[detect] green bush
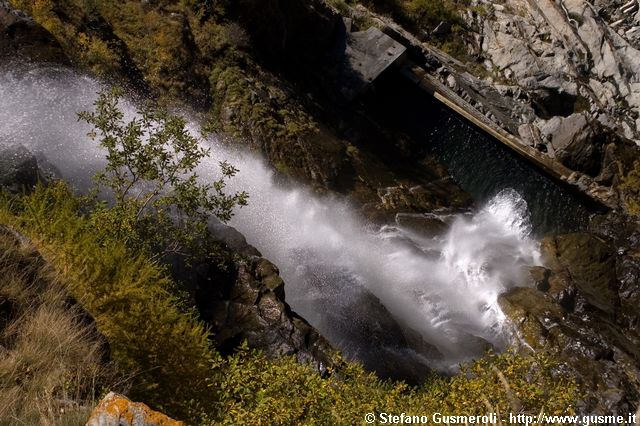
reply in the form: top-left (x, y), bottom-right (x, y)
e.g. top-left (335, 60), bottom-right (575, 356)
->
top-left (9, 0), bottom-right (122, 76)
top-left (344, 0), bottom-right (465, 32)
top-left (205, 346), bottom-right (578, 425)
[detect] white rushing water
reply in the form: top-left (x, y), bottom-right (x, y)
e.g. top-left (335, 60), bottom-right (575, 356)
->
top-left (0, 64), bottom-right (542, 373)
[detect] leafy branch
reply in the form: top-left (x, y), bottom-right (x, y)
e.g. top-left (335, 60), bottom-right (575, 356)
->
top-left (78, 88), bottom-right (248, 258)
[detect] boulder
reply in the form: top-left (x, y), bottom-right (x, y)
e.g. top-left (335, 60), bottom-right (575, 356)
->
top-left (0, 144), bottom-right (47, 193)
top-left (499, 287), bottom-right (564, 349)
top-left (86, 392), bottom-right (184, 426)
top-left (207, 219), bottom-right (262, 257)
top-left (539, 113), bottom-right (604, 176)
top-left (395, 213), bottom-right (449, 237)
top-left (377, 181), bottom-right (471, 214)
top-left (528, 266), bottom-right (551, 292)
top-left (543, 233), bottom-right (619, 316)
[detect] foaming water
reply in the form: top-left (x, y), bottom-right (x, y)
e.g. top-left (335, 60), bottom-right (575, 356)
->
top-left (0, 64), bottom-right (541, 376)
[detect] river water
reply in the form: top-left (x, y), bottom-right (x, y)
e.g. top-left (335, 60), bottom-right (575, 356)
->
top-left (368, 72), bottom-right (596, 236)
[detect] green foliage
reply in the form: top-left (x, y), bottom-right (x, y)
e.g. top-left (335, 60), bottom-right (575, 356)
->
top-left (97, 0), bottom-right (211, 102)
top-left (9, 0), bottom-right (122, 76)
top-left (404, 0), bottom-right (461, 30)
top-left (442, 350), bottom-right (578, 416)
top-left (205, 346), bottom-right (578, 425)
top-left (469, 5), bottom-right (488, 17)
top-left (0, 183), bottom-right (219, 422)
top-left (347, 0), bottom-right (465, 33)
top-left (78, 89), bottom-right (247, 259)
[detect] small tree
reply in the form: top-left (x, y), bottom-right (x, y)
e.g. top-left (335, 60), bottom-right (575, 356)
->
top-left (78, 88), bottom-right (248, 258)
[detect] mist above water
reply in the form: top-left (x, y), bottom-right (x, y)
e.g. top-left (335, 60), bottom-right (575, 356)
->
top-left (0, 64), bottom-right (542, 377)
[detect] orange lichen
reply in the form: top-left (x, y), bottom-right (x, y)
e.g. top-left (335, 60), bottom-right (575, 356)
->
top-left (87, 392), bottom-right (185, 426)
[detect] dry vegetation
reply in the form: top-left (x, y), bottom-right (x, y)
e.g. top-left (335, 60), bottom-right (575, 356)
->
top-left (0, 226), bottom-right (115, 425)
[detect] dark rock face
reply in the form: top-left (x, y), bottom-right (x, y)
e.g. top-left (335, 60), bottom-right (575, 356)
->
top-left (226, 0), bottom-right (342, 68)
top-left (0, 144), bottom-right (49, 193)
top-left (169, 247), bottom-right (339, 375)
top-left (500, 224), bottom-right (640, 415)
top-left (0, 0), bottom-right (67, 63)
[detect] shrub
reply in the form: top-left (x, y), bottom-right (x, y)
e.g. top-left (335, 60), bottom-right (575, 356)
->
top-left (205, 347), bottom-right (579, 425)
top-left (78, 88), bottom-right (248, 260)
top-left (9, 0), bottom-right (122, 76)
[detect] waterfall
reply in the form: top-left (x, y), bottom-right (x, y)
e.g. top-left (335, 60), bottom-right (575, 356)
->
top-left (0, 64), bottom-right (542, 376)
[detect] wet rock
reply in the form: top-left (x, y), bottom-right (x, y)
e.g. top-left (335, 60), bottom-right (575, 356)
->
top-left (549, 233), bottom-right (618, 316)
top-left (207, 219), bottom-right (262, 257)
top-left (377, 181), bottom-right (470, 214)
top-left (290, 257), bottom-right (440, 383)
top-left (503, 225), bottom-right (640, 414)
top-left (169, 250), bottom-right (339, 375)
top-left (499, 287), bottom-right (564, 349)
top-left (529, 266), bottom-right (551, 292)
top-left (0, 144), bottom-right (48, 193)
top-left (395, 213), bottom-right (448, 237)
top-left (86, 392), bottom-right (184, 426)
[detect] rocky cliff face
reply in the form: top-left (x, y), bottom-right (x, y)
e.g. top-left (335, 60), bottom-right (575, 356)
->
top-left (343, 0), bottom-right (640, 211)
top-left (461, 0), bottom-right (640, 208)
top-left (0, 0), bottom-right (66, 62)
top-left (467, 0), bottom-right (640, 141)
